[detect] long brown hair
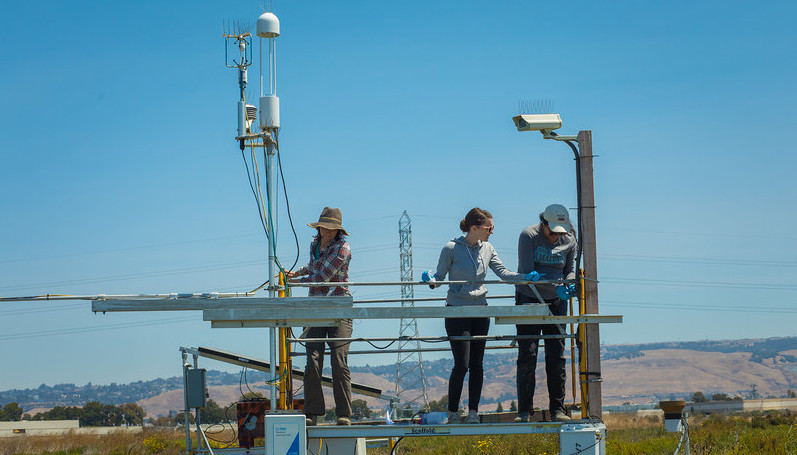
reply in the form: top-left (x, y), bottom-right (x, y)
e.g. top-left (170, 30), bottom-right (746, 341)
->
top-left (460, 208), bottom-right (492, 232)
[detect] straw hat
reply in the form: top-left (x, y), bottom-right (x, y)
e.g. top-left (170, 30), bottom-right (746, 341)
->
top-left (307, 207), bottom-right (349, 235)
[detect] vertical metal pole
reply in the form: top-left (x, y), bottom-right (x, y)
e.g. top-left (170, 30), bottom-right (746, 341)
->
top-left (181, 352), bottom-right (192, 455)
top-left (569, 298), bottom-right (577, 407)
top-left (278, 273), bottom-right (289, 410)
top-left (192, 354), bottom-right (203, 452)
top-left (577, 130), bottom-right (602, 418)
top-left (578, 271), bottom-right (588, 418)
top-left (266, 139), bottom-right (277, 409)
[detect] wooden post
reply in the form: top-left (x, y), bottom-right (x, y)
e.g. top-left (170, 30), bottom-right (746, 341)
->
top-left (577, 130), bottom-right (602, 418)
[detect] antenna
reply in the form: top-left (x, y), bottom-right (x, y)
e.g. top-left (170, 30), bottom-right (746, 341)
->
top-left (223, 21), bottom-right (254, 137)
top-left (517, 98), bottom-right (555, 115)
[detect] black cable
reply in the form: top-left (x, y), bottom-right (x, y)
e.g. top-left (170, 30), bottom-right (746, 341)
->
top-left (240, 147), bottom-right (269, 238)
top-left (565, 139), bottom-right (584, 281)
top-left (275, 132), bottom-right (300, 272)
top-left (223, 401), bottom-right (240, 443)
top-left (364, 339), bottom-right (398, 350)
top-left (564, 439), bottom-right (599, 455)
top-left (244, 367), bottom-right (255, 396)
top-left (549, 132), bottom-right (584, 289)
top-left (390, 437), bottom-right (405, 455)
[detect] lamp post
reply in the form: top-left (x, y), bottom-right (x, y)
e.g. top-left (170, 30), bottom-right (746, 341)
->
top-left (512, 114), bottom-right (602, 419)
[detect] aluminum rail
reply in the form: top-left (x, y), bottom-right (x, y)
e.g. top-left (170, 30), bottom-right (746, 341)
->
top-left (92, 296), bottom-right (354, 312)
top-left (290, 334), bottom-right (575, 343)
top-left (353, 295), bottom-right (513, 304)
top-left (295, 342), bottom-right (576, 356)
top-left (287, 278), bottom-right (576, 287)
top-left (0, 278), bottom-right (577, 302)
top-left (0, 292), bottom-right (254, 302)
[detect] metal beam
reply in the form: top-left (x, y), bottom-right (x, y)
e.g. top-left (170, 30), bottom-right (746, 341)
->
top-left (205, 309), bottom-right (621, 328)
top-left (91, 296), bottom-right (353, 312)
top-left (203, 304), bottom-right (551, 324)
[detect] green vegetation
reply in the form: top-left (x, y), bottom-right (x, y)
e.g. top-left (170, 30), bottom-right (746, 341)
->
top-left (24, 402), bottom-right (146, 427)
top-left (367, 412), bottom-right (797, 455)
top-left (1, 411), bottom-right (795, 454)
top-left (607, 412), bottom-right (797, 455)
top-left (0, 402), bottom-right (23, 421)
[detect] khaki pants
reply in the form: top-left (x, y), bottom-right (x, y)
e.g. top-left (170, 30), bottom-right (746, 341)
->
top-left (303, 319), bottom-right (352, 418)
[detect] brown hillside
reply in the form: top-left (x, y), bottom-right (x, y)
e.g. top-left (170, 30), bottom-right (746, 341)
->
top-left (138, 348), bottom-right (797, 416)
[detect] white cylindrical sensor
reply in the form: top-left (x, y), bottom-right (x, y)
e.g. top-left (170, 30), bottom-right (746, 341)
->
top-left (260, 95), bottom-right (280, 129)
top-left (238, 100), bottom-right (247, 137)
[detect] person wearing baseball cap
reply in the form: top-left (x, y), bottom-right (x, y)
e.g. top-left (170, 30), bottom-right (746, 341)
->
top-left (286, 207), bottom-right (353, 426)
top-left (513, 204), bottom-right (578, 423)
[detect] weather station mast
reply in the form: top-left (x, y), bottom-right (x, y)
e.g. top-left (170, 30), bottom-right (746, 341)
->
top-left (224, 10), bottom-right (282, 407)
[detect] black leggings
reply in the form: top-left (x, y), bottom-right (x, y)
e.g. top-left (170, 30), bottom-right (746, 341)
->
top-left (445, 317), bottom-right (490, 413)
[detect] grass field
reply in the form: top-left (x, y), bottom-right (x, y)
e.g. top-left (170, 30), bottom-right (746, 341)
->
top-left (1, 412), bottom-right (795, 454)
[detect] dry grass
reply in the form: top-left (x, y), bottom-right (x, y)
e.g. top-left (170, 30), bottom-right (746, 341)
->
top-left (0, 429), bottom-right (185, 455)
top-left (603, 412), bottom-right (663, 430)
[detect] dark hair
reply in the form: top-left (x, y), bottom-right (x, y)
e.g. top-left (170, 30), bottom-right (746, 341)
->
top-left (539, 212), bottom-right (547, 225)
top-left (316, 228), bottom-right (346, 240)
top-left (460, 208), bottom-right (492, 232)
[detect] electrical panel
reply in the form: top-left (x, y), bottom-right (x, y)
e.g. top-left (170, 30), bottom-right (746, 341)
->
top-left (186, 368), bottom-right (207, 408)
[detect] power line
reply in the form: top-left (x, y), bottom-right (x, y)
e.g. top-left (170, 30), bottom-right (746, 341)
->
top-left (0, 316), bottom-right (197, 342)
top-left (601, 277), bottom-right (797, 291)
top-left (601, 299), bottom-right (797, 314)
top-left (0, 260), bottom-right (266, 293)
top-left (0, 302), bottom-right (84, 316)
top-left (600, 253), bottom-right (797, 268)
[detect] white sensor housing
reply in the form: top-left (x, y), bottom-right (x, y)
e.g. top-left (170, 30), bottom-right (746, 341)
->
top-left (512, 114), bottom-right (562, 132)
top-left (257, 12), bottom-right (280, 38)
top-left (260, 95), bottom-right (280, 129)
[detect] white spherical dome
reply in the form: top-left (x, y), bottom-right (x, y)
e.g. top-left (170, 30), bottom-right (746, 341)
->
top-left (256, 12), bottom-right (280, 38)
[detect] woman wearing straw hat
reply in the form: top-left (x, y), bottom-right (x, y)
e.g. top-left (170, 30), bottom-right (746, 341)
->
top-left (286, 207), bottom-right (353, 426)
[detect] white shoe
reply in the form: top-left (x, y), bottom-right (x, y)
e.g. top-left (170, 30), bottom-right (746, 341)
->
top-left (448, 411), bottom-right (462, 424)
top-left (513, 412), bottom-right (530, 423)
top-left (463, 410), bottom-right (480, 424)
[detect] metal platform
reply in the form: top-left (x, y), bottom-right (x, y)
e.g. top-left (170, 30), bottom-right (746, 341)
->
top-left (306, 421), bottom-right (564, 438)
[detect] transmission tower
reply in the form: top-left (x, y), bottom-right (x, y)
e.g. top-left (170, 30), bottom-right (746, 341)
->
top-left (394, 211), bottom-right (430, 411)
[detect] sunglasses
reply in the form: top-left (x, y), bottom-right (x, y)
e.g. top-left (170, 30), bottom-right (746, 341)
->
top-left (479, 224), bottom-right (494, 233)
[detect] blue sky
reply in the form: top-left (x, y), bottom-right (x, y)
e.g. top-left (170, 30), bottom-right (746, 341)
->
top-left (0, 0), bottom-right (795, 392)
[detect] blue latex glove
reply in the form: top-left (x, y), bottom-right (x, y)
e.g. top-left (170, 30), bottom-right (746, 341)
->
top-left (556, 284), bottom-right (577, 300)
top-left (422, 270), bottom-right (437, 289)
top-left (525, 271), bottom-right (545, 282)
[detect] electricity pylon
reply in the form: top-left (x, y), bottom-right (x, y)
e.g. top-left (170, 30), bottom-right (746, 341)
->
top-left (394, 211), bottom-right (430, 411)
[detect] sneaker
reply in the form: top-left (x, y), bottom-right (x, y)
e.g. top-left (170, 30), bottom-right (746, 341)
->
top-left (336, 416), bottom-right (351, 426)
top-left (552, 410), bottom-right (572, 422)
top-left (463, 410), bottom-right (480, 424)
top-left (448, 411), bottom-right (463, 424)
top-left (513, 412), bottom-right (530, 423)
top-left (305, 416), bottom-right (317, 426)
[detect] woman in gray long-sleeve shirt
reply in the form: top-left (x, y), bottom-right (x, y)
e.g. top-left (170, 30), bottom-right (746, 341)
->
top-left (428, 207), bottom-right (526, 424)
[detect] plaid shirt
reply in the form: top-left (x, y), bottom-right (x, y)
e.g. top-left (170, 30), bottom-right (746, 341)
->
top-left (297, 236), bottom-right (351, 296)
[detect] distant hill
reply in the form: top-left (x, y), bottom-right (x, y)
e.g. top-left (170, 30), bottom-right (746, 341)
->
top-left (3, 337), bottom-right (795, 418)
